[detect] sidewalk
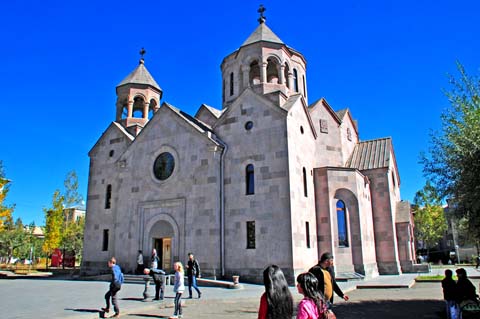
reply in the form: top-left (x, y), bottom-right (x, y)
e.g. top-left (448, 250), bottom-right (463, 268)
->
top-left (2, 266), bottom-right (479, 319)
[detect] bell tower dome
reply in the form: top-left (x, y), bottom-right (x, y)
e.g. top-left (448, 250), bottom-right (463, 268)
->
top-left (115, 48), bottom-right (162, 136)
top-left (220, 5), bottom-right (308, 108)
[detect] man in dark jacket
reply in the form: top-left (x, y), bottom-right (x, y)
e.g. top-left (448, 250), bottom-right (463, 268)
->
top-left (186, 252), bottom-right (202, 298)
top-left (309, 252), bottom-right (349, 305)
top-left (455, 268), bottom-right (477, 304)
top-left (144, 267), bottom-right (166, 300)
top-left (442, 269), bottom-right (458, 319)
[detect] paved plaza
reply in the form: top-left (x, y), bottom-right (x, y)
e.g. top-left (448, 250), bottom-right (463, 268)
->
top-left (1, 267), bottom-right (479, 319)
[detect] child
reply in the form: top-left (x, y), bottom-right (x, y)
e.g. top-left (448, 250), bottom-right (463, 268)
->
top-left (258, 265), bottom-right (293, 319)
top-left (441, 269), bottom-right (458, 319)
top-left (170, 261), bottom-right (185, 319)
top-left (296, 272), bottom-right (328, 319)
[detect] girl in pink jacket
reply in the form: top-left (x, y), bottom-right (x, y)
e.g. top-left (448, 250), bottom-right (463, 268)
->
top-left (296, 272), bottom-right (328, 319)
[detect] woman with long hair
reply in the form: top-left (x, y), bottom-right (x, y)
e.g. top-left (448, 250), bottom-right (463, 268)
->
top-left (170, 261), bottom-right (185, 319)
top-left (258, 265), bottom-right (294, 319)
top-left (296, 272), bottom-right (328, 319)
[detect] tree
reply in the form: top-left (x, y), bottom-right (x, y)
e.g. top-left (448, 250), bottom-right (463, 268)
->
top-left (0, 161), bottom-right (14, 230)
top-left (63, 216), bottom-right (85, 264)
top-left (421, 63), bottom-right (480, 246)
top-left (413, 182), bottom-right (447, 252)
top-left (42, 190), bottom-right (64, 260)
top-left (63, 170), bottom-right (83, 208)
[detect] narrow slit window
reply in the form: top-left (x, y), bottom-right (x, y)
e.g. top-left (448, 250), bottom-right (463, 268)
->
top-left (247, 221), bottom-right (255, 249)
top-left (246, 164), bottom-right (255, 195)
top-left (303, 167), bottom-right (308, 197)
top-left (306, 221), bottom-right (311, 248)
top-left (230, 72), bottom-right (234, 96)
top-left (102, 229), bottom-right (109, 251)
top-left (293, 69), bottom-right (299, 92)
top-left (336, 200), bottom-right (349, 247)
top-left (105, 184), bottom-right (112, 209)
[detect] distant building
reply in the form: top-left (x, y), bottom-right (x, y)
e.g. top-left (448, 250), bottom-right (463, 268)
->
top-left (64, 205), bottom-right (86, 223)
top-left (82, 13), bottom-right (416, 282)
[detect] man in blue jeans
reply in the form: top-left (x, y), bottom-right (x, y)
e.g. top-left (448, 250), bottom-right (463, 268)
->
top-left (186, 253), bottom-right (201, 299)
top-left (102, 257), bottom-right (124, 318)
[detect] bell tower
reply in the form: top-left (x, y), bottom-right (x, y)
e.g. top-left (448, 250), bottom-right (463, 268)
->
top-left (220, 5), bottom-right (308, 108)
top-left (115, 48), bottom-right (162, 136)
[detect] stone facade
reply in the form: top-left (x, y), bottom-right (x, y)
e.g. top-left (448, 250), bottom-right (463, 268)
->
top-left (81, 20), bottom-right (416, 283)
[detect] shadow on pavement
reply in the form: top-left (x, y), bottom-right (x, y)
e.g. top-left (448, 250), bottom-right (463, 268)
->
top-left (128, 314), bottom-right (168, 318)
top-left (65, 307), bottom-right (101, 313)
top-left (122, 297), bottom-right (145, 301)
top-left (333, 299), bottom-right (445, 319)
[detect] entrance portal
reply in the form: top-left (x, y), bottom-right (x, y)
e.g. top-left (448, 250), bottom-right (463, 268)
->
top-left (153, 237), bottom-right (172, 271)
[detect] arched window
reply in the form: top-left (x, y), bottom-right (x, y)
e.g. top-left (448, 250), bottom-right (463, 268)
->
top-left (249, 61), bottom-right (261, 85)
top-left (284, 63), bottom-right (290, 88)
top-left (105, 184), bottom-right (112, 209)
top-left (266, 58), bottom-right (279, 83)
top-left (303, 75), bottom-right (307, 98)
top-left (230, 72), bottom-right (234, 96)
top-left (293, 69), bottom-right (299, 92)
top-left (246, 164), bottom-right (255, 195)
top-left (133, 96), bottom-right (145, 118)
top-left (336, 200), bottom-right (348, 247)
top-left (303, 167), bottom-right (308, 197)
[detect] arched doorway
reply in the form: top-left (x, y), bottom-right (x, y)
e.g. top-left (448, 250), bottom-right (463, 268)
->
top-left (149, 220), bottom-right (174, 271)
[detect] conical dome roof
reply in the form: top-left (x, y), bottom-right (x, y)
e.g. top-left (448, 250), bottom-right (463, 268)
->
top-left (117, 59), bottom-right (161, 92)
top-left (241, 22), bottom-right (284, 47)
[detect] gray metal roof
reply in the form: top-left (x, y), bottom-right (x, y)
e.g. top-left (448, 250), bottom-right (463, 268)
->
top-left (117, 60), bottom-right (161, 91)
top-left (241, 23), bottom-right (284, 47)
top-left (346, 137), bottom-right (392, 170)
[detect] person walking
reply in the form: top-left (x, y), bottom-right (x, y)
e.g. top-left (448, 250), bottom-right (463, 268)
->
top-left (186, 252), bottom-right (202, 299)
top-left (151, 249), bottom-right (159, 269)
top-left (136, 250), bottom-right (144, 275)
top-left (257, 265), bottom-right (294, 319)
top-left (296, 272), bottom-right (328, 319)
top-left (102, 257), bottom-right (124, 318)
top-left (309, 252), bottom-right (349, 307)
top-left (170, 261), bottom-right (185, 319)
top-left (442, 269), bottom-right (458, 319)
top-left (144, 267), bottom-right (166, 300)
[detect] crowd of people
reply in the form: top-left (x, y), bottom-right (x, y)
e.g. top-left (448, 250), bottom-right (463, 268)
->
top-left (442, 268), bottom-right (479, 319)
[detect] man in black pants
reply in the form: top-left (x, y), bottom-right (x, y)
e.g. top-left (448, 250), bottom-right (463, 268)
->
top-left (309, 252), bottom-right (349, 306)
top-left (102, 257), bottom-right (124, 318)
top-left (144, 267), bottom-right (166, 300)
top-left (186, 252), bottom-right (202, 299)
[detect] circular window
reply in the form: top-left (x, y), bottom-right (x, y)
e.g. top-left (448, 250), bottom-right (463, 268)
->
top-left (109, 150), bottom-right (115, 157)
top-left (153, 152), bottom-right (175, 181)
top-left (300, 126), bottom-right (304, 134)
top-left (245, 121), bottom-right (253, 130)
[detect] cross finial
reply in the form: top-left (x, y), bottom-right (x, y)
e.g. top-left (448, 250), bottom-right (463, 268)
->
top-left (139, 47), bottom-right (146, 64)
top-left (257, 4), bottom-right (266, 24)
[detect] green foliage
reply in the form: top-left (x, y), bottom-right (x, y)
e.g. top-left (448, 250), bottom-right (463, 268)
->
top-left (413, 182), bottom-right (447, 249)
top-left (0, 160), bottom-right (14, 230)
top-left (42, 190), bottom-right (64, 255)
top-left (42, 170), bottom-right (85, 265)
top-left (421, 62), bottom-right (480, 245)
top-left (63, 170), bottom-right (83, 208)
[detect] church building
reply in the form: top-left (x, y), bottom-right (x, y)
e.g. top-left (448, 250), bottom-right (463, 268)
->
top-left (81, 10), bottom-right (417, 283)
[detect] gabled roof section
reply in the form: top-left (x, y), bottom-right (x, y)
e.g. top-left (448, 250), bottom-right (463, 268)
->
top-left (241, 23), bottom-right (284, 47)
top-left (163, 102), bottom-right (215, 134)
top-left (195, 104), bottom-right (225, 119)
top-left (336, 108), bottom-right (358, 134)
top-left (346, 137), bottom-right (393, 170)
top-left (308, 98), bottom-right (342, 125)
top-left (281, 94), bottom-right (317, 139)
top-left (117, 60), bottom-right (161, 91)
top-left (88, 121), bottom-right (134, 156)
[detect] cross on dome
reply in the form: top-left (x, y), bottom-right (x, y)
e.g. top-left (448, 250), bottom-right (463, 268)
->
top-left (257, 4), bottom-right (266, 24)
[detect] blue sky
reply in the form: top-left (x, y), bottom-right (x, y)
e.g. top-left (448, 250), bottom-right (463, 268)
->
top-left (1, 0), bottom-right (479, 226)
